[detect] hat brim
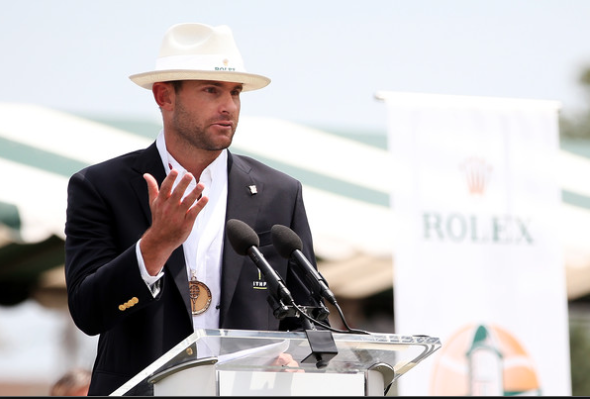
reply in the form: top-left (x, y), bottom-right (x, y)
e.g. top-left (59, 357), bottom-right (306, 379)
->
top-left (129, 69), bottom-right (271, 91)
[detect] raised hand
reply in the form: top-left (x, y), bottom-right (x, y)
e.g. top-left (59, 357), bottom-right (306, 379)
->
top-left (140, 169), bottom-right (209, 275)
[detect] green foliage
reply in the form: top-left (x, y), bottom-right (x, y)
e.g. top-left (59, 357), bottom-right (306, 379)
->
top-left (560, 65), bottom-right (590, 140)
top-left (560, 112), bottom-right (590, 140)
top-left (569, 319), bottom-right (590, 396)
top-left (580, 68), bottom-right (590, 88)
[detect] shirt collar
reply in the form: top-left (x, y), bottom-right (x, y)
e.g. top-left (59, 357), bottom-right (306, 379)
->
top-left (155, 129), bottom-right (228, 185)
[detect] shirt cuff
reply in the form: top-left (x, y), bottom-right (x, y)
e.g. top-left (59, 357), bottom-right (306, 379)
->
top-left (136, 239), bottom-right (164, 297)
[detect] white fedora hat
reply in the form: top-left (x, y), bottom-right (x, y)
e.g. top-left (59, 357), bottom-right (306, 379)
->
top-left (129, 23), bottom-right (271, 91)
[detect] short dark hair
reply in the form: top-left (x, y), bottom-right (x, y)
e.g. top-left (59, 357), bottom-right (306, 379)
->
top-left (169, 80), bottom-right (183, 93)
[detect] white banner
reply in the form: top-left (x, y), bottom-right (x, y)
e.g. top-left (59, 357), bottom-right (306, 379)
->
top-left (378, 92), bottom-right (571, 396)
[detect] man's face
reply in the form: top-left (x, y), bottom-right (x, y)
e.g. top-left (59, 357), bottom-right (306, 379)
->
top-left (171, 80), bottom-right (242, 151)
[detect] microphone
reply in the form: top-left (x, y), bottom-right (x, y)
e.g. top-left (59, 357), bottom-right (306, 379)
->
top-left (270, 224), bottom-right (337, 306)
top-left (226, 219), bottom-right (295, 306)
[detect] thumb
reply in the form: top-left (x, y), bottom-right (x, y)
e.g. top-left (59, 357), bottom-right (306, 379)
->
top-left (143, 173), bottom-right (159, 204)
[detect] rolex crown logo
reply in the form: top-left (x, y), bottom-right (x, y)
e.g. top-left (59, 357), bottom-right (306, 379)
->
top-left (460, 157), bottom-right (492, 196)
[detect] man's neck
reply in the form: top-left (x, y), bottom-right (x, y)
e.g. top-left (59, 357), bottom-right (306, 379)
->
top-left (164, 135), bottom-right (222, 180)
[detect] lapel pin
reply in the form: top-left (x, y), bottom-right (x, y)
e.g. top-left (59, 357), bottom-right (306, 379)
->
top-left (248, 185), bottom-right (258, 195)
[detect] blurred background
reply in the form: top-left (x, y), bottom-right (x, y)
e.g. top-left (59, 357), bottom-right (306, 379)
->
top-left (1, 0), bottom-right (590, 395)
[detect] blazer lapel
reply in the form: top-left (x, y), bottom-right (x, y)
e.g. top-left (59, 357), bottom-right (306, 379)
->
top-left (220, 152), bottom-right (263, 325)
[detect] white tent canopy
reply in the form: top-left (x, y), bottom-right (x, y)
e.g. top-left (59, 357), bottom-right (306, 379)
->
top-left (1, 103), bottom-right (589, 301)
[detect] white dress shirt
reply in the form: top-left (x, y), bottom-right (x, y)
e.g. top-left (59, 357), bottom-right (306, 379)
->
top-left (136, 130), bottom-right (227, 331)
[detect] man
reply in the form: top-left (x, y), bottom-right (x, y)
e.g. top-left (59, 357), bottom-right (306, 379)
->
top-left (65, 23), bottom-right (322, 396)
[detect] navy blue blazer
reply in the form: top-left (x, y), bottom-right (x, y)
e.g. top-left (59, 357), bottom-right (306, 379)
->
top-left (64, 143), bottom-right (320, 395)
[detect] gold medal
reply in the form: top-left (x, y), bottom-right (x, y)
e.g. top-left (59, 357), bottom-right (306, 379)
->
top-left (189, 277), bottom-right (212, 315)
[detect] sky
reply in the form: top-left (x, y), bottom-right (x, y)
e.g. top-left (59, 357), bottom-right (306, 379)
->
top-left (2, 0), bottom-right (590, 134)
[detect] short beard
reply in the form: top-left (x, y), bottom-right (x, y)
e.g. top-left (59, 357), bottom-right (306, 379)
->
top-left (173, 99), bottom-right (235, 151)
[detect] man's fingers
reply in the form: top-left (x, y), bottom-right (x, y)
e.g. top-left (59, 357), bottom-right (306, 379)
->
top-left (143, 173), bottom-right (159, 203)
top-left (158, 169), bottom-right (182, 199)
top-left (182, 182), bottom-right (205, 208)
top-left (186, 195), bottom-right (209, 219)
top-left (147, 170), bottom-right (197, 203)
top-left (144, 170), bottom-right (207, 222)
top-left (167, 171), bottom-right (194, 202)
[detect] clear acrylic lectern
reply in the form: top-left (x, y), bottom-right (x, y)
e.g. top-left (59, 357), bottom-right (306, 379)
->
top-left (110, 328), bottom-right (441, 396)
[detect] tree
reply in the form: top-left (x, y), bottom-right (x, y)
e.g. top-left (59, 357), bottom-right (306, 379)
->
top-left (560, 66), bottom-right (590, 140)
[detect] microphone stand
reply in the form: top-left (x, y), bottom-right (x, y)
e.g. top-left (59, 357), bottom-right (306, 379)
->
top-left (299, 310), bottom-right (338, 369)
top-left (265, 274), bottom-right (338, 369)
top-left (225, 219), bottom-right (339, 369)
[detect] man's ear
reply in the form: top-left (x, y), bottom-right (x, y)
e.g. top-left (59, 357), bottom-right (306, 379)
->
top-left (152, 82), bottom-right (174, 110)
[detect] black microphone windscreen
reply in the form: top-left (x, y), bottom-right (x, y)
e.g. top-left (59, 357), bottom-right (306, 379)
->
top-left (226, 219), bottom-right (260, 256)
top-left (271, 224), bottom-right (303, 258)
